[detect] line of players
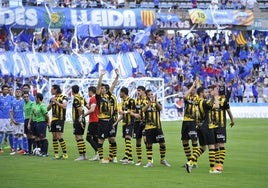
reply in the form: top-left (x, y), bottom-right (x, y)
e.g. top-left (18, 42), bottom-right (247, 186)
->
top-left (0, 70), bottom-right (171, 168)
top-left (181, 78), bottom-right (235, 174)
top-left (0, 73), bottom-right (234, 172)
top-left (68, 69), bottom-right (171, 167)
top-left (0, 84), bottom-right (41, 156)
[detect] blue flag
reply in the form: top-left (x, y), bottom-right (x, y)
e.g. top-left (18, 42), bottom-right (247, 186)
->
top-left (133, 26), bottom-right (151, 45)
top-left (106, 61), bottom-right (113, 73)
top-left (19, 30), bottom-right (33, 44)
top-left (90, 63), bottom-right (99, 74)
top-left (77, 24), bottom-right (103, 39)
top-left (89, 24), bottom-right (103, 37)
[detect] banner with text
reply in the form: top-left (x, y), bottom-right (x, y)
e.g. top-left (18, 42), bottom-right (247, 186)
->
top-left (0, 7), bottom-right (155, 29)
top-left (0, 51), bottom-right (145, 78)
top-left (188, 9), bottom-right (254, 26)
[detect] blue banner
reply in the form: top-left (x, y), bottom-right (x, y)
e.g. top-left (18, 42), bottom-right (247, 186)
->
top-left (0, 52), bottom-right (145, 78)
top-left (0, 7), bottom-right (155, 29)
top-left (189, 9), bottom-right (254, 26)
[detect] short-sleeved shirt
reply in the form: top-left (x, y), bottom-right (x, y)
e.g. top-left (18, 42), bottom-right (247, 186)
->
top-left (31, 102), bottom-right (48, 122)
top-left (24, 100), bottom-right (34, 120)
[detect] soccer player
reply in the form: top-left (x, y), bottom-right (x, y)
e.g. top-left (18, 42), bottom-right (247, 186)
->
top-left (47, 84), bottom-right (68, 160)
top-left (213, 85), bottom-right (235, 172)
top-left (142, 89), bottom-right (170, 167)
top-left (95, 69), bottom-right (119, 163)
top-left (185, 86), bottom-right (221, 174)
top-left (23, 92), bottom-right (35, 155)
top-left (133, 85), bottom-right (147, 166)
top-left (113, 87), bottom-right (137, 164)
top-left (71, 85), bottom-right (87, 161)
top-left (28, 93), bottom-right (50, 157)
top-left (107, 85), bottom-right (119, 163)
top-left (10, 88), bottom-right (29, 155)
top-left (84, 86), bottom-right (99, 161)
top-left (181, 81), bottom-right (199, 166)
top-left (0, 84), bottom-right (14, 153)
top-left (103, 69), bottom-right (119, 163)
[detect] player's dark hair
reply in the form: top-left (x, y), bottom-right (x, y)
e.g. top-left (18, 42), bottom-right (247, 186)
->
top-left (36, 93), bottom-right (43, 101)
top-left (72, 85), bottom-right (79, 94)
top-left (137, 86), bottom-right (145, 91)
top-left (120, 87), bottom-right (129, 95)
top-left (197, 87), bottom-right (205, 95)
top-left (88, 86), bottom-right (96, 94)
top-left (52, 84), bottom-right (62, 94)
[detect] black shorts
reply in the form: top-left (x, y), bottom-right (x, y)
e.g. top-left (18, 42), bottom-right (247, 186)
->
top-left (122, 123), bottom-right (134, 138)
top-left (98, 119), bottom-right (111, 139)
top-left (87, 122), bottom-right (99, 137)
top-left (145, 128), bottom-right (165, 144)
top-left (50, 120), bottom-right (65, 133)
top-left (214, 126), bottom-right (227, 144)
top-left (133, 121), bottom-right (145, 139)
top-left (32, 122), bottom-right (38, 137)
top-left (24, 119), bottom-right (34, 135)
top-left (197, 124), bottom-right (216, 146)
top-left (181, 121), bottom-right (198, 141)
top-left (109, 123), bottom-right (117, 138)
top-left (108, 118), bottom-right (117, 138)
top-left (73, 120), bottom-right (85, 136)
top-left (35, 121), bottom-right (47, 139)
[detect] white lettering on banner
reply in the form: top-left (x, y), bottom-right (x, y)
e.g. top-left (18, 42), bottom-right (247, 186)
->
top-left (12, 54), bottom-right (27, 76)
top-left (91, 9), bottom-right (136, 28)
top-left (70, 10), bottom-right (79, 26)
top-left (127, 53), bottom-right (138, 70)
top-left (0, 9), bottom-right (13, 25)
top-left (231, 106), bottom-right (268, 118)
top-left (61, 56), bottom-right (80, 76)
top-left (25, 9), bottom-right (38, 26)
top-left (108, 10), bottom-right (123, 27)
top-left (116, 54), bottom-right (127, 78)
top-left (70, 10), bottom-right (87, 26)
top-left (0, 55), bottom-right (10, 75)
top-left (25, 54), bottom-right (40, 75)
top-left (42, 55), bottom-right (62, 77)
top-left (163, 108), bottom-right (179, 120)
top-left (80, 10), bottom-right (89, 24)
top-left (77, 56), bottom-right (91, 76)
top-left (123, 10), bottom-right (136, 27)
top-left (61, 56), bottom-right (78, 76)
top-left (0, 8), bottom-right (37, 26)
top-left (162, 106), bottom-right (268, 121)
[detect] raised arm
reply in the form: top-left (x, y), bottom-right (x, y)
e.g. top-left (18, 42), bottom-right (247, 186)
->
top-left (96, 70), bottom-right (106, 95)
top-left (109, 68), bottom-right (119, 93)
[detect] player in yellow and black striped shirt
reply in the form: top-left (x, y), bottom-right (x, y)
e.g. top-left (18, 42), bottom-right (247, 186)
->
top-left (209, 86), bottom-right (234, 172)
top-left (185, 86), bottom-right (221, 174)
top-left (71, 85), bottom-right (87, 161)
top-left (133, 85), bottom-right (147, 166)
top-left (113, 87), bottom-right (137, 164)
top-left (142, 89), bottom-right (170, 168)
top-left (181, 81), bottom-right (199, 165)
top-left (47, 84), bottom-right (68, 160)
top-left (96, 69), bottom-right (119, 163)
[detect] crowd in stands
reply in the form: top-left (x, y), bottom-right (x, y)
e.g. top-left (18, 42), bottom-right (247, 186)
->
top-left (1, 25), bottom-right (268, 104)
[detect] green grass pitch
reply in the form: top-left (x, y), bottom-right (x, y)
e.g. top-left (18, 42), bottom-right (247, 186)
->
top-left (0, 118), bottom-right (267, 188)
